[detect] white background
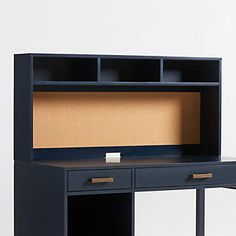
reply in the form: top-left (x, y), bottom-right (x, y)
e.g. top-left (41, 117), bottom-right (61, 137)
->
top-left (1, 0), bottom-right (236, 235)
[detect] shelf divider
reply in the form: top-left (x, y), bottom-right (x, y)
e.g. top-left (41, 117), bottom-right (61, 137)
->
top-left (160, 59), bottom-right (164, 82)
top-left (97, 57), bottom-right (101, 82)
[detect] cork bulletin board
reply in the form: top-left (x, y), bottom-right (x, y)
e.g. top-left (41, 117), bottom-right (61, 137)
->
top-left (33, 92), bottom-right (200, 148)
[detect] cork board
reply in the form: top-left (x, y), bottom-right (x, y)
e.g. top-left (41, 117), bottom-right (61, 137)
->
top-left (33, 92), bottom-right (200, 148)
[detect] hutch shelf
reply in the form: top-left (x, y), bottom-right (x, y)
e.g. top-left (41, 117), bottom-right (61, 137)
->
top-left (14, 54), bottom-right (236, 236)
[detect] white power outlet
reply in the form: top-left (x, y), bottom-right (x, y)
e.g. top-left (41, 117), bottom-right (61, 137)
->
top-left (105, 152), bottom-right (121, 163)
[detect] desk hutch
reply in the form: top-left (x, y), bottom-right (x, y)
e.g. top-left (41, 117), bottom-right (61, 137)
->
top-left (14, 54), bottom-right (236, 236)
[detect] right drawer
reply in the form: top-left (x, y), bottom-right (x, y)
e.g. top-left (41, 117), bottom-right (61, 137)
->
top-left (135, 165), bottom-right (236, 189)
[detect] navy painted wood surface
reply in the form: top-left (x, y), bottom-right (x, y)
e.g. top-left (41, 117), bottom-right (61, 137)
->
top-left (14, 161), bottom-right (66, 236)
top-left (14, 53), bottom-right (222, 162)
top-left (196, 189), bottom-right (205, 236)
top-left (68, 169), bottom-right (132, 192)
top-left (14, 55), bottom-right (33, 161)
top-left (26, 160), bottom-right (236, 193)
top-left (135, 165), bottom-right (236, 189)
top-left (14, 54), bottom-right (228, 236)
top-left (33, 144), bottom-right (201, 160)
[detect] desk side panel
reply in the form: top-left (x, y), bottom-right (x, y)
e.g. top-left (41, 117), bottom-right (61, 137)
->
top-left (14, 162), bottom-right (66, 236)
top-left (14, 55), bottom-right (33, 161)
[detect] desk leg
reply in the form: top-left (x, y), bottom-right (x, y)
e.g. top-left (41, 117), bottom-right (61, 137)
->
top-left (132, 192), bottom-right (135, 236)
top-left (196, 189), bottom-right (205, 236)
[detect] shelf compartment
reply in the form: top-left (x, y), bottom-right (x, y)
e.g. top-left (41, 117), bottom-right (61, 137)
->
top-left (163, 60), bottom-right (220, 83)
top-left (33, 92), bottom-right (200, 149)
top-left (101, 58), bottom-right (160, 82)
top-left (33, 57), bottom-right (97, 82)
top-left (68, 193), bottom-right (132, 236)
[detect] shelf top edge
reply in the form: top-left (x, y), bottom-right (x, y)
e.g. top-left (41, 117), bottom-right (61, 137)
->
top-left (14, 53), bottom-right (222, 61)
top-left (33, 81), bottom-right (220, 87)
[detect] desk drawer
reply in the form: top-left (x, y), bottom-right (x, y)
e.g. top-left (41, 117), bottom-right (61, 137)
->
top-left (68, 169), bottom-right (132, 191)
top-left (135, 165), bottom-right (236, 189)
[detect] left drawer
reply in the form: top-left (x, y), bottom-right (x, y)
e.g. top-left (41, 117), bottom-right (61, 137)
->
top-left (68, 169), bottom-right (132, 192)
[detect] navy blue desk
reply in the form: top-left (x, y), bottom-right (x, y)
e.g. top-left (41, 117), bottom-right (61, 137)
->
top-left (14, 54), bottom-right (231, 236)
top-left (15, 156), bottom-right (236, 236)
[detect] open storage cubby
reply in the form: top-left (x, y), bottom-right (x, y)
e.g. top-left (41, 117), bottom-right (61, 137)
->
top-left (33, 92), bottom-right (201, 149)
top-left (68, 193), bottom-right (132, 236)
top-left (163, 59), bottom-right (220, 83)
top-left (101, 58), bottom-right (160, 82)
top-left (33, 57), bottom-right (97, 82)
top-left (32, 87), bottom-right (220, 160)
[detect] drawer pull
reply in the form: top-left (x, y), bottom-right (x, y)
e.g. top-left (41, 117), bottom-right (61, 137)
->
top-left (191, 173), bottom-right (213, 179)
top-left (90, 177), bottom-right (114, 184)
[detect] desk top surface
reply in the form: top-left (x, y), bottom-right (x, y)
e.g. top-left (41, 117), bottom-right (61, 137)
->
top-left (34, 156), bottom-right (236, 170)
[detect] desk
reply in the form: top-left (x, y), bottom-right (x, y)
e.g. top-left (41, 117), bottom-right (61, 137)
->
top-left (14, 54), bottom-right (232, 236)
top-left (15, 157), bottom-right (236, 236)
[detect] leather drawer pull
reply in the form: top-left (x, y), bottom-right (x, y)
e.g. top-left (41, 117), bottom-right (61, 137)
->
top-left (191, 173), bottom-right (213, 179)
top-left (90, 177), bottom-right (114, 184)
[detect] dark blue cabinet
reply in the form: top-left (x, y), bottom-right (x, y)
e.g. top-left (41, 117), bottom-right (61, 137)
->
top-left (14, 54), bottom-right (235, 236)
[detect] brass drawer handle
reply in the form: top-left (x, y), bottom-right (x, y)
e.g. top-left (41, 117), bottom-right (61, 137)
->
top-left (90, 177), bottom-right (114, 184)
top-left (191, 173), bottom-right (213, 179)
